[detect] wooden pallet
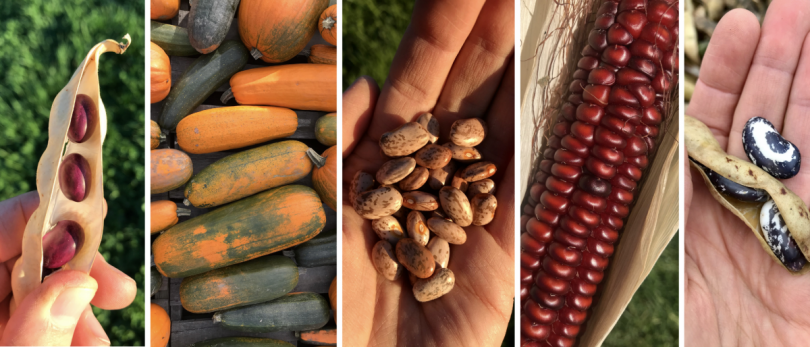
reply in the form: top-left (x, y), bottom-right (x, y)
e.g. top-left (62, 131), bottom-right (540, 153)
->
top-left (150, 2), bottom-right (336, 346)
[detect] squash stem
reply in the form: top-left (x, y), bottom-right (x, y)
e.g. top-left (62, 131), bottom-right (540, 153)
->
top-left (177, 208), bottom-right (191, 217)
top-left (220, 89), bottom-right (234, 104)
top-left (183, 198), bottom-right (190, 206)
top-left (250, 48), bottom-right (263, 60)
top-left (306, 148), bottom-right (326, 168)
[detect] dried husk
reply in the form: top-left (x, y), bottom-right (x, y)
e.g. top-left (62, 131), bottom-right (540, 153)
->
top-left (685, 115), bottom-right (810, 274)
top-left (11, 35), bottom-right (131, 306)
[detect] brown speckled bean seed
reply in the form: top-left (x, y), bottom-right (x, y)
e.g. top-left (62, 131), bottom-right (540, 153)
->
top-left (395, 238), bottom-right (435, 279)
top-left (449, 118), bottom-right (487, 147)
top-left (439, 186), bottom-right (472, 226)
top-left (428, 161), bottom-right (456, 190)
top-left (467, 179), bottom-right (495, 197)
top-left (459, 161), bottom-right (497, 182)
top-left (431, 210), bottom-right (452, 222)
top-left (408, 271), bottom-right (418, 285)
top-left (426, 217), bottom-right (467, 244)
top-left (427, 237), bottom-right (450, 268)
top-left (353, 186), bottom-right (403, 220)
top-left (372, 240), bottom-right (402, 281)
top-left (443, 142), bottom-right (482, 162)
top-left (376, 157), bottom-right (416, 185)
top-left (451, 170), bottom-right (468, 192)
top-left (414, 144), bottom-right (452, 169)
top-left (350, 171), bottom-right (375, 202)
top-left (417, 113), bottom-right (439, 144)
top-left (372, 216), bottom-right (406, 245)
top-left (401, 191), bottom-right (439, 211)
top-left (413, 268), bottom-right (455, 302)
top-left (380, 122), bottom-right (430, 157)
top-left (406, 210), bottom-right (429, 246)
top-left (399, 166), bottom-right (429, 191)
top-left (470, 193), bottom-right (498, 226)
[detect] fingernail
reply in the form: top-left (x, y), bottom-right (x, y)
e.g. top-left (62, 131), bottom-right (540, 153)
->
top-left (51, 288), bottom-right (95, 329)
top-left (84, 309), bottom-right (111, 345)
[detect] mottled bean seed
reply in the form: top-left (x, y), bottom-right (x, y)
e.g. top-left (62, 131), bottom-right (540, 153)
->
top-left (449, 118), bottom-right (487, 147)
top-left (459, 161), bottom-right (497, 182)
top-left (372, 240), bottom-right (402, 281)
top-left (402, 191), bottom-right (440, 211)
top-left (395, 238), bottom-right (435, 279)
top-left (413, 268), bottom-right (455, 302)
top-left (353, 186), bottom-right (403, 220)
top-left (417, 113), bottom-right (439, 144)
top-left (761, 199), bottom-right (807, 272)
top-left (350, 171), bottom-right (375, 202)
top-left (376, 157), bottom-right (417, 185)
top-left (429, 161), bottom-right (456, 190)
top-left (372, 216), bottom-right (406, 245)
top-left (426, 217), bottom-right (467, 244)
top-left (439, 186), bottom-right (473, 227)
top-left (443, 142), bottom-right (482, 162)
top-left (470, 193), bottom-right (497, 226)
top-left (406, 211), bottom-right (429, 246)
top-left (415, 144), bottom-right (453, 169)
top-left (427, 237), bottom-right (450, 268)
top-left (380, 122), bottom-right (431, 157)
top-left (467, 179), bottom-right (495, 197)
top-left (399, 167), bottom-right (430, 191)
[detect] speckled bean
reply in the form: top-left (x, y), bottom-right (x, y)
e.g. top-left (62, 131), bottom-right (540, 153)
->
top-left (372, 216), bottom-right (406, 245)
top-left (470, 193), bottom-right (497, 226)
top-left (417, 112), bottom-right (439, 144)
top-left (426, 217), bottom-right (467, 244)
top-left (449, 118), bottom-right (487, 147)
top-left (402, 191), bottom-right (439, 211)
top-left (415, 144), bottom-right (453, 169)
top-left (427, 237), bottom-right (450, 268)
top-left (443, 142), bottom-right (482, 162)
top-left (380, 122), bottom-right (430, 157)
top-left (432, 210), bottom-right (452, 222)
top-left (459, 161), bottom-right (497, 182)
top-left (406, 210), bottom-right (429, 246)
top-left (439, 186), bottom-right (472, 227)
top-left (428, 161), bottom-right (456, 190)
top-left (467, 179), bottom-right (495, 197)
top-left (372, 240), bottom-right (402, 281)
top-left (395, 238), bottom-right (435, 279)
top-left (399, 167), bottom-right (429, 191)
top-left (353, 186), bottom-right (403, 220)
top-left (350, 171), bottom-right (375, 202)
top-left (413, 268), bottom-right (455, 302)
top-left (451, 170), bottom-right (469, 192)
top-left (376, 157), bottom-right (417, 185)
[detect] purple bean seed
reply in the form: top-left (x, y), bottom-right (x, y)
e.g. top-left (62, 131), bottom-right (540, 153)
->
top-left (59, 153), bottom-right (91, 202)
top-left (42, 220), bottom-right (84, 269)
top-left (68, 94), bottom-right (97, 143)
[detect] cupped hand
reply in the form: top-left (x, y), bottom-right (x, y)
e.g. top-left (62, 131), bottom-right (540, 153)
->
top-left (685, 1), bottom-right (810, 345)
top-left (0, 191), bottom-right (137, 346)
top-left (342, 0), bottom-right (515, 345)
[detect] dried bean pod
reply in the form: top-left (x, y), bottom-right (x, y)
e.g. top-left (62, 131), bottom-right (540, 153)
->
top-left (416, 112), bottom-right (439, 143)
top-left (379, 122), bottom-right (430, 157)
top-left (372, 240), bottom-right (402, 281)
top-left (395, 238), bottom-right (436, 279)
top-left (691, 159), bottom-right (767, 202)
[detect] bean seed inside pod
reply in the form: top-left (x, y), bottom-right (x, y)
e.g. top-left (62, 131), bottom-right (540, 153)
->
top-left (414, 144), bottom-right (453, 169)
top-left (470, 193), bottom-right (498, 226)
top-left (353, 186), bottom-right (403, 220)
top-left (406, 211), bottom-right (429, 246)
top-left (42, 220), bottom-right (84, 269)
top-left (402, 191), bottom-right (440, 211)
top-left (68, 94), bottom-right (97, 143)
top-left (413, 267), bottom-right (455, 302)
top-left (417, 112), bottom-right (439, 144)
top-left (427, 237), bottom-right (450, 268)
top-left (350, 171), bottom-right (375, 202)
top-left (399, 167), bottom-right (429, 191)
top-left (449, 118), bottom-right (487, 147)
top-left (439, 186), bottom-right (473, 227)
top-left (459, 161), bottom-right (497, 182)
top-left (380, 122), bottom-right (431, 157)
top-left (760, 199), bottom-right (807, 272)
top-left (395, 238), bottom-right (436, 278)
top-left (443, 142), bottom-right (482, 162)
top-left (742, 117), bottom-right (801, 179)
top-left (372, 240), bottom-right (402, 281)
top-left (371, 216), bottom-right (406, 245)
top-left (691, 158), bottom-right (768, 202)
top-left (376, 157), bottom-right (417, 185)
top-left (426, 217), bottom-right (467, 244)
top-left (59, 153), bottom-right (91, 202)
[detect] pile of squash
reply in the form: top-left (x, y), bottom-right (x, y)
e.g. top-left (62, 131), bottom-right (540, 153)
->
top-left (149, 0), bottom-right (337, 346)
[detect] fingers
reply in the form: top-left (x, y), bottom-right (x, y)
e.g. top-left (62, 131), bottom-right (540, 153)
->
top-left (89, 253), bottom-right (137, 310)
top-left (778, 33), bottom-right (810, 200)
top-left (727, 0), bottom-right (810, 158)
top-left (0, 263), bottom-right (9, 306)
top-left (342, 76), bottom-right (380, 157)
top-left (0, 270), bottom-right (97, 346)
top-left (432, 0), bottom-right (514, 134)
top-left (480, 58), bottom-right (516, 173)
top-left (369, 0), bottom-right (486, 140)
top-left (686, 9), bottom-right (760, 151)
top-left (70, 306), bottom-right (110, 346)
top-left (0, 191), bottom-right (39, 263)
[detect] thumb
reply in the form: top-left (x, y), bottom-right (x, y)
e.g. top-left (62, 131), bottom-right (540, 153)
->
top-left (684, 145), bottom-right (693, 224)
top-left (2, 270), bottom-right (97, 346)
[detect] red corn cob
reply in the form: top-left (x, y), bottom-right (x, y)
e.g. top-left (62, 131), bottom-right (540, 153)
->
top-left (520, 0), bottom-right (678, 346)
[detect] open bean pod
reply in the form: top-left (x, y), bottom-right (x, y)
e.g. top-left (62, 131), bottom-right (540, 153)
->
top-left (12, 35), bottom-right (131, 305)
top-left (686, 115), bottom-right (810, 273)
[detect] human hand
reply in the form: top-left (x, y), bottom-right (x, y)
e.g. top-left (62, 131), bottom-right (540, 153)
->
top-left (685, 1), bottom-right (810, 345)
top-left (341, 0), bottom-right (515, 345)
top-left (0, 191), bottom-right (137, 346)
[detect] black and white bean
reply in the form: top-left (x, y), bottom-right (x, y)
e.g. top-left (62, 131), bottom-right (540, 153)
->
top-left (742, 117), bottom-right (801, 179)
top-left (760, 199), bottom-right (807, 272)
top-left (691, 158), bottom-right (768, 202)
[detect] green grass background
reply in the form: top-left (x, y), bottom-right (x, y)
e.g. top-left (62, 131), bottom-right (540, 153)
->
top-left (0, 1), bottom-right (145, 345)
top-left (343, 1), bottom-right (678, 345)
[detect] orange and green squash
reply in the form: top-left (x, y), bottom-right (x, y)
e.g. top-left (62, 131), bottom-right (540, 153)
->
top-left (319, 5), bottom-right (337, 46)
top-left (151, 0), bottom-right (179, 20)
top-left (150, 42), bottom-right (171, 103)
top-left (176, 106), bottom-right (298, 154)
top-left (188, 0), bottom-right (240, 54)
top-left (151, 21), bottom-right (199, 57)
top-left (238, 0), bottom-right (329, 63)
top-left (307, 146), bottom-right (337, 211)
top-left (308, 44), bottom-right (336, 65)
top-left (151, 149), bottom-right (193, 194)
top-left (189, 337), bottom-right (294, 347)
top-left (150, 120), bottom-right (165, 150)
top-left (314, 113), bottom-right (336, 146)
top-left (150, 200), bottom-right (190, 234)
top-left (213, 292), bottom-right (330, 332)
top-left (299, 329), bottom-right (336, 346)
top-left (222, 64), bottom-right (336, 112)
top-left (150, 303), bottom-right (171, 347)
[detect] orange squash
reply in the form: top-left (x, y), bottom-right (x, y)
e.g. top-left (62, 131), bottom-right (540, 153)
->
top-left (319, 5), bottom-right (337, 46)
top-left (150, 120), bottom-right (165, 150)
top-left (150, 42), bottom-right (171, 103)
top-left (151, 0), bottom-right (179, 20)
top-left (176, 106), bottom-right (298, 154)
top-left (238, 0), bottom-right (329, 63)
top-left (329, 276), bottom-right (336, 318)
top-left (299, 329), bottom-right (336, 346)
top-left (307, 146), bottom-right (336, 211)
top-left (308, 44), bottom-right (336, 65)
top-left (223, 64), bottom-right (336, 112)
top-left (151, 200), bottom-right (190, 234)
top-left (150, 303), bottom-right (171, 347)
top-left (151, 149), bottom-right (193, 194)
